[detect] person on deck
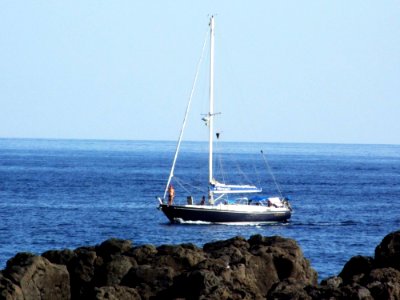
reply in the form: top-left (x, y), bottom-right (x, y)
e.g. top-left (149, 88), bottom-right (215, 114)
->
top-left (168, 184), bottom-right (175, 205)
top-left (200, 196), bottom-right (206, 205)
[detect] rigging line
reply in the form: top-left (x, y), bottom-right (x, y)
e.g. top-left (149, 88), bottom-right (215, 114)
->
top-left (253, 162), bottom-right (262, 187)
top-left (232, 155), bottom-right (252, 185)
top-left (217, 153), bottom-right (226, 184)
top-left (235, 161), bottom-right (248, 183)
top-left (214, 138), bottom-right (226, 184)
top-left (174, 176), bottom-right (205, 193)
top-left (261, 150), bottom-right (283, 197)
top-left (173, 177), bottom-right (192, 195)
top-left (163, 29), bottom-right (209, 200)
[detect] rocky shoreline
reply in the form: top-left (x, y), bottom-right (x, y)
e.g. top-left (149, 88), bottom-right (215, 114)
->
top-left (1, 230), bottom-right (399, 299)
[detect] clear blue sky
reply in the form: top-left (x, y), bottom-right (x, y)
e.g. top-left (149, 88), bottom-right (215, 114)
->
top-left (1, 1), bottom-right (399, 144)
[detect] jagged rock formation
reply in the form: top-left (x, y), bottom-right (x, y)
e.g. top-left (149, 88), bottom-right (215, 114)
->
top-left (267, 230), bottom-right (400, 299)
top-left (0, 253), bottom-right (70, 300)
top-left (1, 230), bottom-right (399, 299)
top-left (0, 235), bottom-right (316, 299)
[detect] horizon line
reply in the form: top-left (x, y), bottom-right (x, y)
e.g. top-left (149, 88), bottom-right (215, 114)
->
top-left (0, 136), bottom-right (399, 147)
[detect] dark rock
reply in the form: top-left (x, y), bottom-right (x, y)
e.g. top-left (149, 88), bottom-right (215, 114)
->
top-left (173, 269), bottom-right (222, 299)
top-left (2, 231), bottom-right (400, 299)
top-left (0, 272), bottom-right (23, 300)
top-left (126, 244), bottom-right (157, 265)
top-left (94, 285), bottom-right (141, 300)
top-left (96, 238), bottom-right (133, 261)
top-left (374, 230), bottom-right (400, 270)
top-left (244, 254), bottom-right (279, 295)
top-left (94, 254), bottom-right (137, 286)
top-left (4, 253), bottom-right (70, 300)
top-left (307, 283), bottom-right (373, 300)
top-left (365, 267), bottom-right (400, 299)
top-left (344, 284), bottom-right (373, 300)
top-left (203, 236), bottom-right (249, 268)
top-left (158, 234), bottom-right (317, 300)
top-left (121, 264), bottom-right (175, 299)
top-left (320, 276), bottom-right (343, 288)
top-left (68, 248), bottom-right (102, 299)
top-left (204, 236), bottom-right (249, 253)
top-left (267, 278), bottom-right (312, 300)
top-left (122, 264), bottom-right (175, 287)
top-left (42, 249), bottom-right (76, 266)
top-left (196, 257), bottom-right (229, 276)
top-left (155, 243), bottom-right (205, 271)
top-left (309, 231), bottom-right (400, 300)
top-left (248, 234), bottom-right (318, 285)
top-left (338, 255), bottom-right (374, 284)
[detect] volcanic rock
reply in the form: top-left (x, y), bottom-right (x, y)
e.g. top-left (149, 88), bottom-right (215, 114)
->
top-left (338, 255), bottom-right (374, 284)
top-left (268, 230), bottom-right (400, 300)
top-left (374, 230), bottom-right (400, 270)
top-left (94, 285), bottom-right (140, 300)
top-left (3, 252), bottom-right (70, 300)
top-left (1, 231), bottom-right (400, 299)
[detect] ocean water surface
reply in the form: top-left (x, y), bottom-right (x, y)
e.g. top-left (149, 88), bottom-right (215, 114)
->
top-left (0, 138), bottom-right (399, 280)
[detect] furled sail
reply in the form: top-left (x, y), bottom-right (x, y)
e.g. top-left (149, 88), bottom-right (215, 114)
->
top-left (210, 181), bottom-right (262, 194)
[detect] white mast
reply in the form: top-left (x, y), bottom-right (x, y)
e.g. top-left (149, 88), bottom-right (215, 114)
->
top-left (208, 15), bottom-right (215, 186)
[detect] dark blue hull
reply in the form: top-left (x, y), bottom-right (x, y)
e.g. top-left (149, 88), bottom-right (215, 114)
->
top-left (159, 204), bottom-right (291, 224)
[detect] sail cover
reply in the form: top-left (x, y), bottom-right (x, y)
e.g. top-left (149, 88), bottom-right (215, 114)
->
top-left (210, 182), bottom-right (262, 194)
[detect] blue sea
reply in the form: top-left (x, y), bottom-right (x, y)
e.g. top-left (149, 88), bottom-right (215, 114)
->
top-left (0, 138), bottom-right (399, 280)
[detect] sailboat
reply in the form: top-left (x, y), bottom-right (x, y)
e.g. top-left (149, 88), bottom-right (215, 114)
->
top-left (157, 16), bottom-right (292, 224)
